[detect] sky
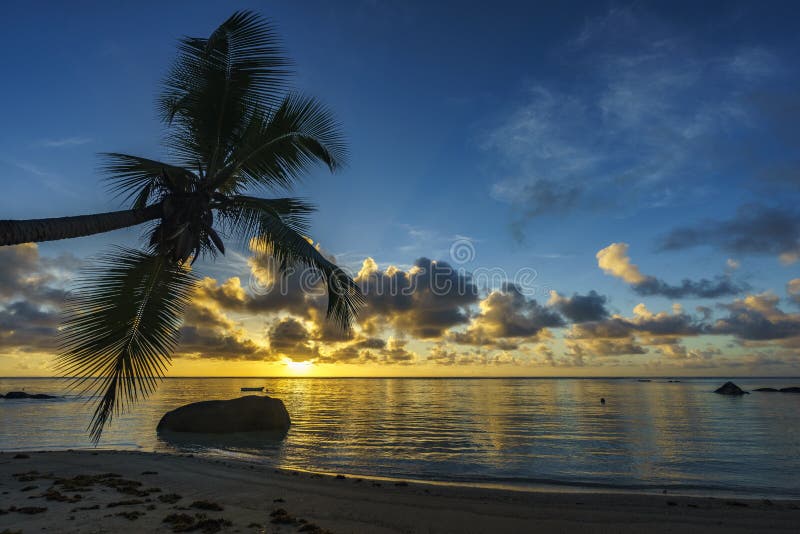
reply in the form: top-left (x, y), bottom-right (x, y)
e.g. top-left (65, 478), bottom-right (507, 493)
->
top-left (1, 0), bottom-right (799, 377)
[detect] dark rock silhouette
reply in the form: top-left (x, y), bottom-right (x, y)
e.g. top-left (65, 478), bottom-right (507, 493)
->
top-left (779, 387), bottom-right (800, 393)
top-left (2, 391), bottom-right (58, 399)
top-left (157, 395), bottom-right (290, 434)
top-left (600, 398), bottom-right (606, 404)
top-left (754, 387), bottom-right (779, 392)
top-left (714, 382), bottom-right (748, 395)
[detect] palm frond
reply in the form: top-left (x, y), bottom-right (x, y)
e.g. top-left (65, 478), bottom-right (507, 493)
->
top-left (158, 10), bottom-right (291, 172)
top-left (220, 194), bottom-right (315, 236)
top-left (213, 94), bottom-right (347, 192)
top-left (56, 248), bottom-right (197, 442)
top-left (226, 196), bottom-right (362, 329)
top-left (101, 153), bottom-right (198, 208)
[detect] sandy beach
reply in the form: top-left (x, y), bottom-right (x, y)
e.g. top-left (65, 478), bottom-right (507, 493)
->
top-left (0, 450), bottom-right (797, 533)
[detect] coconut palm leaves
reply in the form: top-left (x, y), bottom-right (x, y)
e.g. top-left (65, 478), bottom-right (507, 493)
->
top-left (33, 10), bottom-right (363, 441)
top-left (57, 249), bottom-right (197, 442)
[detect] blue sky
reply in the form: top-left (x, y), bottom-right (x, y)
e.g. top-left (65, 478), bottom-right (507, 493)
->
top-left (1, 1), bottom-right (799, 376)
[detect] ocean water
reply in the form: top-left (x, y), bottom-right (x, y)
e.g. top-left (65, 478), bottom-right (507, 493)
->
top-left (1, 377), bottom-right (799, 498)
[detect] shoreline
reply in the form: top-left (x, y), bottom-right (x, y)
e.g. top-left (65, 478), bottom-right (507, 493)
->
top-left (4, 446), bottom-right (797, 502)
top-left (1, 450), bottom-right (799, 533)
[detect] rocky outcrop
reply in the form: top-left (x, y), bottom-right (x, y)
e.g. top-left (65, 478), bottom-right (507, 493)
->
top-left (2, 391), bottom-right (58, 399)
top-left (714, 382), bottom-right (749, 395)
top-left (754, 387), bottom-right (779, 392)
top-left (157, 395), bottom-right (290, 434)
top-left (779, 387), bottom-right (800, 393)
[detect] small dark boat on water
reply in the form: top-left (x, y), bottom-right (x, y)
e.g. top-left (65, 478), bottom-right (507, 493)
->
top-left (241, 387), bottom-right (265, 392)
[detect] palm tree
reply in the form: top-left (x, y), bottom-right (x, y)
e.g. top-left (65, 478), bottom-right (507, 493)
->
top-left (0, 11), bottom-right (362, 441)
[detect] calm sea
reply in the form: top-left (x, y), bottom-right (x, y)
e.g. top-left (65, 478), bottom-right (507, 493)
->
top-left (1, 377), bottom-right (799, 498)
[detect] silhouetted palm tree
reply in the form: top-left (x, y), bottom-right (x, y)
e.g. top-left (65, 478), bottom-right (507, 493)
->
top-left (0, 11), bottom-right (362, 441)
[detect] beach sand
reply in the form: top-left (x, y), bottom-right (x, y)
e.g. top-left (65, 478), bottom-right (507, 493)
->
top-left (1, 450), bottom-right (798, 533)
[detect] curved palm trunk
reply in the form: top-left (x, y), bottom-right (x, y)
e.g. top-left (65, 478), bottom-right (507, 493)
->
top-left (0, 203), bottom-right (162, 246)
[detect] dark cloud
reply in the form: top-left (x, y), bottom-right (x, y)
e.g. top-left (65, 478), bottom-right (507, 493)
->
top-left (176, 282), bottom-right (274, 361)
top-left (507, 180), bottom-right (583, 241)
top-left (566, 338), bottom-right (647, 357)
top-left (268, 318), bottom-right (319, 362)
top-left (788, 279), bottom-right (800, 307)
top-left (0, 301), bottom-right (59, 352)
top-left (0, 244), bottom-right (73, 354)
top-left (178, 325), bottom-right (273, 361)
top-left (632, 275), bottom-right (748, 299)
top-left (711, 293), bottom-right (800, 341)
top-left (565, 303), bottom-right (707, 357)
top-left (356, 257), bottom-right (479, 339)
top-left (549, 290), bottom-right (609, 323)
top-left (597, 242), bottom-right (748, 299)
top-left (449, 284), bottom-right (564, 348)
top-left (317, 337), bottom-right (386, 364)
top-left (659, 204), bottom-right (800, 262)
top-left (316, 336), bottom-right (415, 365)
top-left (0, 243), bottom-right (70, 304)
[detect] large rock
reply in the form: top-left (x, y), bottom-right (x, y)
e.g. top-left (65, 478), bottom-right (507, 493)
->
top-left (754, 387), bottom-right (779, 392)
top-left (714, 382), bottom-right (749, 395)
top-left (3, 391), bottom-right (57, 399)
top-left (157, 395), bottom-right (290, 434)
top-left (779, 387), bottom-right (800, 393)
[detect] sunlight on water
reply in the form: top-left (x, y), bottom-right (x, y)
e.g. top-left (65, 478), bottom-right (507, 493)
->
top-left (1, 377), bottom-right (798, 497)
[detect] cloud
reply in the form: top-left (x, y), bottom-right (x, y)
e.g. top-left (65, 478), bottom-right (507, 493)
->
top-left (632, 276), bottom-right (748, 299)
top-left (564, 302), bottom-right (707, 359)
top-left (267, 318), bottom-right (319, 362)
top-left (448, 284), bottom-right (563, 348)
top-left (0, 243), bottom-right (70, 304)
top-left (178, 325), bottom-right (272, 361)
top-left (597, 243), bottom-right (747, 298)
top-left (548, 290), bottom-right (610, 323)
top-left (483, 6), bottom-right (780, 239)
top-left (596, 243), bottom-right (646, 284)
top-left (659, 204), bottom-right (800, 264)
top-left (566, 338), bottom-right (647, 358)
top-left (788, 279), bottom-right (800, 306)
top-left (356, 257), bottom-right (479, 339)
top-left (0, 244), bottom-right (75, 354)
top-left (711, 292), bottom-right (800, 342)
top-left (39, 137), bottom-right (92, 148)
top-left (177, 283), bottom-right (273, 361)
top-left (425, 345), bottom-right (487, 366)
top-left (316, 336), bottom-right (386, 364)
top-left (653, 343), bottom-right (721, 363)
top-left (0, 301), bottom-right (60, 352)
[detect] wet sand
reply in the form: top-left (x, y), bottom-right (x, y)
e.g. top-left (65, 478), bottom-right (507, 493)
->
top-left (1, 450), bottom-right (798, 533)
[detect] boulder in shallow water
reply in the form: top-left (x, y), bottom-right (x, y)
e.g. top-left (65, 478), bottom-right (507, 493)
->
top-left (754, 387), bottom-right (779, 392)
top-left (779, 387), bottom-right (800, 393)
top-left (157, 395), bottom-right (290, 434)
top-left (714, 382), bottom-right (748, 395)
top-left (3, 391), bottom-right (57, 399)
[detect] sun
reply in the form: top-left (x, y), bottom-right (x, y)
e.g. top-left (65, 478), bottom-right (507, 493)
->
top-left (283, 358), bottom-right (313, 374)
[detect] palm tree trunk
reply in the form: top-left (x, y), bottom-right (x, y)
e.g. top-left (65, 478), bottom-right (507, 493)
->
top-left (0, 203), bottom-right (162, 246)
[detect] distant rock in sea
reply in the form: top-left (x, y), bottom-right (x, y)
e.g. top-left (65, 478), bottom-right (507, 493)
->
top-left (714, 382), bottom-right (749, 395)
top-left (779, 387), bottom-right (800, 393)
top-left (2, 391), bottom-right (58, 399)
top-left (754, 388), bottom-right (779, 392)
top-left (157, 395), bottom-right (290, 434)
